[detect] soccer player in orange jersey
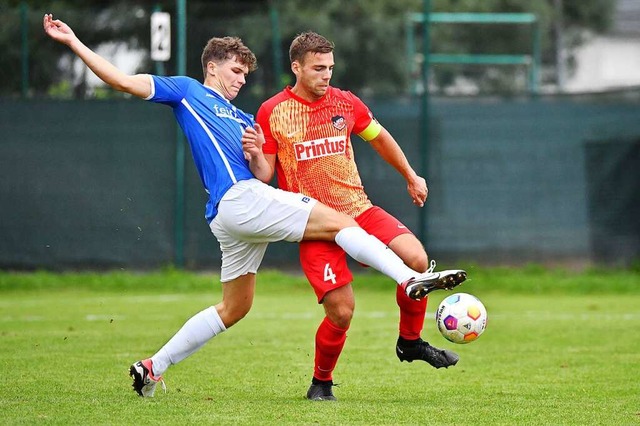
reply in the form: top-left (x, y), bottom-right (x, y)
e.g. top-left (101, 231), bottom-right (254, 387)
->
top-left (256, 32), bottom-right (466, 401)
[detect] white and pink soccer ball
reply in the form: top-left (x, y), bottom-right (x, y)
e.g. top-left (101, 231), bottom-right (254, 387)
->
top-left (436, 293), bottom-right (488, 344)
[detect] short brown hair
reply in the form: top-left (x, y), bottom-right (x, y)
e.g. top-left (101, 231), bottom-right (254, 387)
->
top-left (201, 36), bottom-right (257, 78)
top-left (289, 31), bottom-right (334, 64)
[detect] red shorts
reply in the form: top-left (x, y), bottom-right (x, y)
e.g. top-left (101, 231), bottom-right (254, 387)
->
top-left (299, 206), bottom-right (413, 302)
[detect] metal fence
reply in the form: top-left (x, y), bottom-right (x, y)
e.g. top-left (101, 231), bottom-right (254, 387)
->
top-left (1, 2), bottom-right (639, 270)
top-left (1, 91), bottom-right (638, 270)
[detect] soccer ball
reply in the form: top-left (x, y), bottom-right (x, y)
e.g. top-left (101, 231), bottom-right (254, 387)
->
top-left (436, 293), bottom-right (487, 344)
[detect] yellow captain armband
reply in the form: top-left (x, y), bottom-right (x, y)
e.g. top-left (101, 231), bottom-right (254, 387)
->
top-left (357, 119), bottom-right (382, 141)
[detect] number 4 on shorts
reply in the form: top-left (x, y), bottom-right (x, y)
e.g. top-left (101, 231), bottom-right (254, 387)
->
top-left (324, 263), bottom-right (337, 284)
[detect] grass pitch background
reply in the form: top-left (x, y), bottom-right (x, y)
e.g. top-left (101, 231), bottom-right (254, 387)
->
top-left (0, 266), bottom-right (638, 425)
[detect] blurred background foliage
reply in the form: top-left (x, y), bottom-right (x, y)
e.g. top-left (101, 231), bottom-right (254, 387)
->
top-left (0, 0), bottom-right (614, 98)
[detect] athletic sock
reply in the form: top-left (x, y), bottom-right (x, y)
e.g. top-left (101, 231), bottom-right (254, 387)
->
top-left (314, 316), bottom-right (348, 382)
top-left (334, 227), bottom-right (415, 284)
top-left (396, 285), bottom-right (427, 340)
top-left (150, 306), bottom-right (226, 376)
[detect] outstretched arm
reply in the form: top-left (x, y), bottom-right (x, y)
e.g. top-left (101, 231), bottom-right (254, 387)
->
top-left (43, 14), bottom-right (151, 99)
top-left (368, 127), bottom-right (428, 207)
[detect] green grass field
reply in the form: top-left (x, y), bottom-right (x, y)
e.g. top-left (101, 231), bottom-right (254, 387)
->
top-left (1, 266), bottom-right (639, 425)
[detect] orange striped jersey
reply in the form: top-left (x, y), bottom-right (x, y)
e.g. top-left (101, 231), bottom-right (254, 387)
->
top-left (257, 86), bottom-right (382, 218)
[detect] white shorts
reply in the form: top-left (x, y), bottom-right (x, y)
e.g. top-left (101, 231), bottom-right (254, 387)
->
top-left (209, 179), bottom-right (317, 282)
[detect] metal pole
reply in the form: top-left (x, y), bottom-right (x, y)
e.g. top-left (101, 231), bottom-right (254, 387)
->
top-left (174, 0), bottom-right (187, 268)
top-left (20, 2), bottom-right (29, 98)
top-left (405, 14), bottom-right (416, 96)
top-left (531, 18), bottom-right (541, 95)
top-left (553, 0), bottom-right (565, 91)
top-left (269, 1), bottom-right (283, 90)
top-left (419, 0), bottom-right (431, 244)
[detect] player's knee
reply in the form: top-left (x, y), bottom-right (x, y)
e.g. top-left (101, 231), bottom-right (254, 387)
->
top-left (406, 252), bottom-right (430, 273)
top-left (331, 315), bottom-right (352, 329)
top-left (217, 301), bottom-right (252, 327)
top-left (327, 304), bottom-right (354, 328)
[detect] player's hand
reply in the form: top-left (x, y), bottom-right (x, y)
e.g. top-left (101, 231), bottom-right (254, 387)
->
top-left (241, 124), bottom-right (265, 161)
top-left (43, 14), bottom-right (77, 46)
top-left (253, 123), bottom-right (265, 150)
top-left (407, 175), bottom-right (428, 207)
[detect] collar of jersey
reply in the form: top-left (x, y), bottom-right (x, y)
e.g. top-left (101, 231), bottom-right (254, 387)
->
top-left (204, 84), bottom-right (229, 102)
top-left (285, 85), bottom-right (330, 105)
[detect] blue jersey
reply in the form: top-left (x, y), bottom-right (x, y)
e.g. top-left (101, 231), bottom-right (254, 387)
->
top-left (147, 75), bottom-right (256, 222)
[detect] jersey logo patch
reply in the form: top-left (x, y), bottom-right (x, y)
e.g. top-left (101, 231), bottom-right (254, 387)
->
top-left (331, 115), bottom-right (347, 131)
top-left (212, 104), bottom-right (245, 124)
top-left (294, 136), bottom-right (347, 161)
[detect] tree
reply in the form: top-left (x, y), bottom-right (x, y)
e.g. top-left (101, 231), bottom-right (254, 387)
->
top-left (0, 1), bottom-right (155, 98)
top-left (245, 0), bottom-right (615, 95)
top-left (0, 0), bottom-right (616, 98)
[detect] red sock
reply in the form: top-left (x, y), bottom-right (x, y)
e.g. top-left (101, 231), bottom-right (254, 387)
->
top-left (396, 285), bottom-right (427, 340)
top-left (314, 317), bottom-right (348, 381)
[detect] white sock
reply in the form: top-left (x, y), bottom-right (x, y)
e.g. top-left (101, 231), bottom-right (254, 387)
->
top-left (151, 306), bottom-right (226, 376)
top-left (335, 227), bottom-right (416, 284)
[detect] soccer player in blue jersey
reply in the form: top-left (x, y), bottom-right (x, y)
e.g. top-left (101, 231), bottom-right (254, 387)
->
top-left (44, 14), bottom-right (466, 399)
